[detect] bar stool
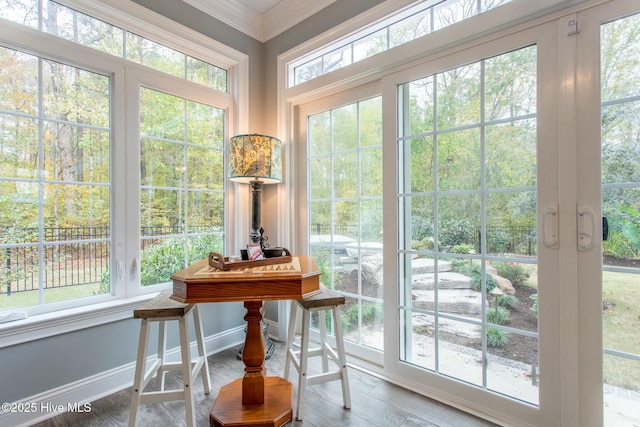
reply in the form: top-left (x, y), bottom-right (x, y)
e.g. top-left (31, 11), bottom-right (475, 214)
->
top-left (284, 285), bottom-right (351, 420)
top-left (129, 290), bottom-right (211, 427)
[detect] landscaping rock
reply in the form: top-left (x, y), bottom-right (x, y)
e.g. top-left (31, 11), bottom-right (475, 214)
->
top-left (412, 272), bottom-right (472, 290)
top-left (412, 289), bottom-right (486, 315)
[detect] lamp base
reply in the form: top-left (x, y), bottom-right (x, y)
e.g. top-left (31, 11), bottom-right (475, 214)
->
top-left (236, 320), bottom-right (276, 360)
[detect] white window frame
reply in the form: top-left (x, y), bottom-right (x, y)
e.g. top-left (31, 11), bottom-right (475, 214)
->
top-left (0, 0), bottom-right (248, 347)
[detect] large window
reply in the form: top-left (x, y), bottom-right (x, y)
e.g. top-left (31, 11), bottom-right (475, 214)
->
top-left (0, 47), bottom-right (111, 310)
top-left (0, 0), bottom-right (235, 316)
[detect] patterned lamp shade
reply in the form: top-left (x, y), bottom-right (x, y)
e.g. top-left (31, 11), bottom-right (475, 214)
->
top-left (229, 134), bottom-right (282, 184)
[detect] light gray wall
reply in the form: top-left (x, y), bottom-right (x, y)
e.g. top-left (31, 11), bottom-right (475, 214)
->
top-left (132, 0), bottom-right (266, 131)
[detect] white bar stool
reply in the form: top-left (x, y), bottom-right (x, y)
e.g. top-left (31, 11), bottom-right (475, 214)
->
top-left (128, 290), bottom-right (211, 427)
top-left (284, 285), bottom-right (351, 420)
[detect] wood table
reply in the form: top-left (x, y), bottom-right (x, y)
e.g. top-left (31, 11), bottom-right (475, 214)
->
top-left (170, 256), bottom-right (321, 427)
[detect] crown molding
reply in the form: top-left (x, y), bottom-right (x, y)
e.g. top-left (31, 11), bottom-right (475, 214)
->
top-left (262, 0), bottom-right (337, 42)
top-left (181, 0), bottom-right (337, 42)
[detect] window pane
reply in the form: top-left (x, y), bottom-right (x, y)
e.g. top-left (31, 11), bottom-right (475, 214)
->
top-left (307, 96), bottom-right (384, 354)
top-left (44, 2), bottom-right (124, 56)
top-left (437, 63), bottom-right (481, 130)
top-left (398, 45), bottom-right (538, 405)
top-left (0, 0), bottom-right (39, 28)
top-left (0, 48), bottom-right (111, 311)
top-left (127, 33), bottom-right (185, 78)
top-left (139, 88), bottom-right (224, 287)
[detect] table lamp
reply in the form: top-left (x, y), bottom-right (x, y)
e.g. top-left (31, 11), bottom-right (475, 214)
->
top-left (229, 134), bottom-right (282, 360)
top-left (229, 134), bottom-right (282, 250)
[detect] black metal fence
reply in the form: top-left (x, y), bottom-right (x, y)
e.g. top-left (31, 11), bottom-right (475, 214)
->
top-left (1, 225), bottom-right (217, 295)
top-left (310, 224), bottom-right (536, 256)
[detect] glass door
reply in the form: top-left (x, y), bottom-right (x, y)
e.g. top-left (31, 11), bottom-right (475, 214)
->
top-left (577, 2), bottom-right (640, 425)
top-left (384, 19), bottom-right (562, 425)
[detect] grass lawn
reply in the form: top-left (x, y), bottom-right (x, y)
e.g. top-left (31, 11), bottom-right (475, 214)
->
top-left (0, 283), bottom-right (105, 311)
top-left (602, 270), bottom-right (640, 390)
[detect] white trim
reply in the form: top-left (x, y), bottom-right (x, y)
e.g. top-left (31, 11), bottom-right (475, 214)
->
top-left (0, 294), bottom-right (155, 348)
top-left (181, 0), bottom-right (337, 42)
top-left (0, 327), bottom-right (245, 427)
top-left (58, 0), bottom-right (247, 69)
top-left (281, 0), bottom-right (586, 90)
top-left (262, 0), bottom-right (338, 42)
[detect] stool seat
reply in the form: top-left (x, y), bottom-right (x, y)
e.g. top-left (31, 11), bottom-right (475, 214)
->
top-left (129, 290), bottom-right (211, 427)
top-left (284, 285), bottom-right (351, 421)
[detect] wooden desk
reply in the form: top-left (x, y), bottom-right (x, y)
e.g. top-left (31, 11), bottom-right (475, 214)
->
top-left (170, 256), bottom-right (321, 427)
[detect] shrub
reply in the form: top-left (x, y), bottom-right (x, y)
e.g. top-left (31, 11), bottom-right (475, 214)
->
top-left (498, 294), bottom-right (519, 309)
top-left (346, 302), bottom-right (382, 326)
top-left (452, 243), bottom-right (474, 254)
top-left (530, 293), bottom-right (538, 319)
top-left (467, 264), bottom-right (498, 292)
top-left (440, 219), bottom-right (474, 249)
top-left (494, 261), bottom-right (530, 286)
top-left (487, 230), bottom-right (511, 253)
top-left (487, 328), bottom-right (509, 347)
top-left (487, 306), bottom-right (510, 325)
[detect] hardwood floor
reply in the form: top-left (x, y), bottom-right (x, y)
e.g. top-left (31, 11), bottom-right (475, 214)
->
top-left (32, 341), bottom-right (500, 427)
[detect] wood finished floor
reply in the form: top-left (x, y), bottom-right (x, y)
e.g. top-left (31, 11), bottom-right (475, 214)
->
top-left (32, 341), bottom-right (500, 427)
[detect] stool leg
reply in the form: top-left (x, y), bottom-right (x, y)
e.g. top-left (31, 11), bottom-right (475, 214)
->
top-left (129, 318), bottom-right (150, 427)
top-left (296, 307), bottom-right (311, 421)
top-left (332, 306), bottom-right (351, 409)
top-left (284, 300), bottom-right (298, 381)
top-left (318, 309), bottom-right (329, 373)
top-left (156, 320), bottom-right (167, 391)
top-left (192, 305), bottom-right (211, 394)
top-left (179, 315), bottom-right (196, 427)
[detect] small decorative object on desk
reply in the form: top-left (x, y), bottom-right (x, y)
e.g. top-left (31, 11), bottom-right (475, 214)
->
top-left (208, 247), bottom-right (291, 271)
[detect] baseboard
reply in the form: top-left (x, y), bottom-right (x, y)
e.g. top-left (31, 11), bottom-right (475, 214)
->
top-left (0, 326), bottom-right (245, 427)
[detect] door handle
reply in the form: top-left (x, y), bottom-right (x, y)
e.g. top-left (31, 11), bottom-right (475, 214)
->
top-left (577, 204), bottom-right (596, 251)
top-left (542, 203), bottom-right (559, 249)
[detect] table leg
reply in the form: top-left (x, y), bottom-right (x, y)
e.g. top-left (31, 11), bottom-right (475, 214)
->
top-left (210, 301), bottom-right (292, 427)
top-left (241, 300), bottom-right (266, 404)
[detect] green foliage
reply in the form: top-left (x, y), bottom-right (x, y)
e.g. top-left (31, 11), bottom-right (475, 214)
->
top-left (346, 302), bottom-right (383, 326)
top-left (487, 328), bottom-right (509, 347)
top-left (498, 294), bottom-right (519, 309)
top-left (412, 237), bottom-right (435, 252)
top-left (530, 293), bottom-right (538, 319)
top-left (456, 263), bottom-right (497, 292)
top-left (487, 230), bottom-right (511, 253)
top-left (440, 219), bottom-right (474, 249)
top-left (493, 262), bottom-right (530, 286)
top-left (604, 231), bottom-right (636, 259)
top-left (452, 243), bottom-right (474, 254)
top-left (140, 234), bottom-right (221, 286)
top-left (412, 217), bottom-right (434, 241)
top-left (487, 306), bottom-right (509, 325)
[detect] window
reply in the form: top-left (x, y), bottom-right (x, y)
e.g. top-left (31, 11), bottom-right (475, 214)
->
top-left (289, 0), bottom-right (514, 87)
top-left (0, 0), bottom-right (227, 92)
top-left (0, 0), bottom-right (239, 318)
top-left (0, 47), bottom-right (112, 310)
top-left (307, 96), bottom-right (384, 354)
top-left (139, 88), bottom-right (225, 287)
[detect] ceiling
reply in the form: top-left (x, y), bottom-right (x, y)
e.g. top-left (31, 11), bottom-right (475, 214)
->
top-left (180, 0), bottom-right (338, 42)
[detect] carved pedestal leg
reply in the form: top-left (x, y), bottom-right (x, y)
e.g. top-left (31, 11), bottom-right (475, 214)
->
top-left (241, 300), bottom-right (266, 404)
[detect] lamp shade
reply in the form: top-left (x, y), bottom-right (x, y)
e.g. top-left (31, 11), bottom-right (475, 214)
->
top-left (229, 134), bottom-right (282, 184)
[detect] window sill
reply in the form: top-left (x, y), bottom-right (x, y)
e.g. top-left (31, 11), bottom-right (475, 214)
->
top-left (0, 294), bottom-right (156, 349)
